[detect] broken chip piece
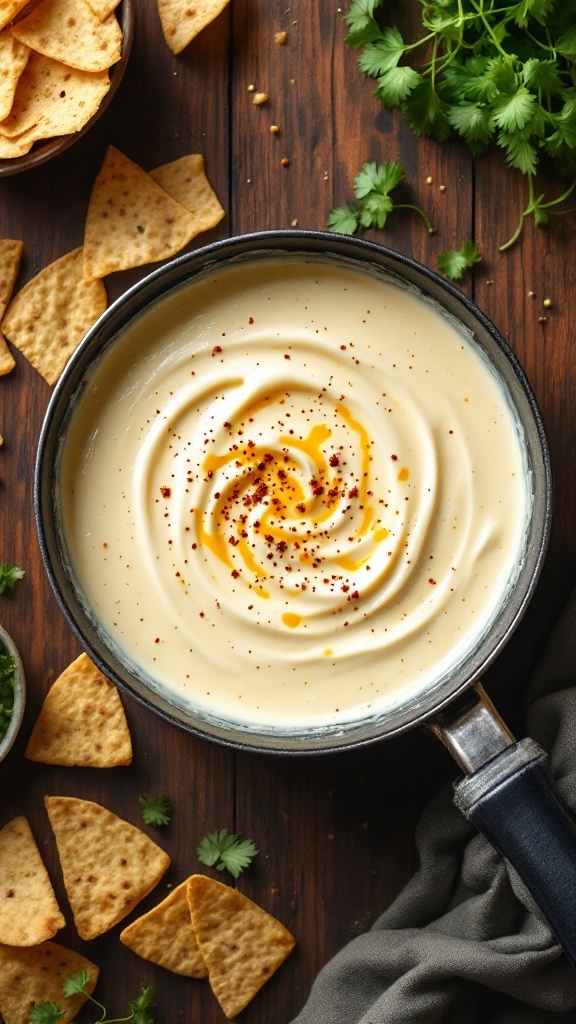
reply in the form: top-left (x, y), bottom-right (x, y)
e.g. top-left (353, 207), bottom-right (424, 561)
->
top-left (1, 247), bottom-right (106, 385)
top-left (25, 652), bottom-right (132, 767)
top-left (120, 878), bottom-right (208, 978)
top-left (44, 795), bottom-right (171, 939)
top-left (149, 153), bottom-right (224, 236)
top-left (157, 0), bottom-right (232, 55)
top-left (187, 873), bottom-right (295, 1018)
top-left (0, 815), bottom-right (65, 946)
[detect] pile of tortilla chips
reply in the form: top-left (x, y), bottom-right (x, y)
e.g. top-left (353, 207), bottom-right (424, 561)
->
top-left (0, 0), bottom-right (123, 160)
top-left (121, 873), bottom-right (295, 1018)
top-left (0, 148), bottom-right (224, 384)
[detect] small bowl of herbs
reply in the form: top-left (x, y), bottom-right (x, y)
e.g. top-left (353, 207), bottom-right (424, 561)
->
top-left (0, 623), bottom-right (25, 764)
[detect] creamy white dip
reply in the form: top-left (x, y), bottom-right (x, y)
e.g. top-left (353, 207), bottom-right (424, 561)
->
top-left (59, 257), bottom-right (529, 729)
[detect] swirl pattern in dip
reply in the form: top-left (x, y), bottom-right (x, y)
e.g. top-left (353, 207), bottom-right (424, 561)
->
top-left (59, 258), bottom-right (529, 729)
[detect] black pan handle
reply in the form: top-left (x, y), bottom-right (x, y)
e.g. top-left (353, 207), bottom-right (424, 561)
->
top-left (429, 685), bottom-right (576, 967)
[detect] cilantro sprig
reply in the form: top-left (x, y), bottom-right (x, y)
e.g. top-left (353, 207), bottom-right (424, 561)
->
top-left (328, 160), bottom-right (435, 235)
top-left (437, 240), bottom-right (482, 280)
top-left (138, 793), bottom-right (173, 827)
top-left (197, 827), bottom-right (259, 879)
top-left (29, 972), bottom-right (156, 1024)
top-left (344, 0), bottom-right (576, 247)
top-left (0, 562), bottom-right (24, 594)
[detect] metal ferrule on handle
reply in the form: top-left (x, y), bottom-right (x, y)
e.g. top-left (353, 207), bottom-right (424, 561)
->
top-left (430, 684), bottom-right (576, 968)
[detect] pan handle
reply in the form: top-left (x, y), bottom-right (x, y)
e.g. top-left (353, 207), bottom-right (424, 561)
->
top-left (429, 685), bottom-right (576, 967)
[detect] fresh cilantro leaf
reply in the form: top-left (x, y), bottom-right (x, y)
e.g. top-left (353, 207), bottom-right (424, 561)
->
top-left (499, 129), bottom-right (538, 174)
top-left (437, 241), bottom-right (482, 281)
top-left (447, 102), bottom-right (494, 146)
top-left (357, 27), bottom-right (405, 78)
top-left (327, 204), bottom-right (360, 235)
top-left (139, 794), bottom-right (173, 827)
top-left (29, 1002), bottom-right (65, 1024)
top-left (353, 159), bottom-right (404, 198)
top-left (328, 160), bottom-right (435, 236)
top-left (62, 970), bottom-right (91, 998)
top-left (403, 80), bottom-right (451, 141)
top-left (344, 0), bottom-right (383, 47)
top-left (197, 827), bottom-right (259, 878)
top-left (492, 86), bottom-right (537, 131)
top-left (374, 66), bottom-right (421, 106)
top-left (129, 987), bottom-right (157, 1024)
top-left (0, 562), bottom-right (24, 594)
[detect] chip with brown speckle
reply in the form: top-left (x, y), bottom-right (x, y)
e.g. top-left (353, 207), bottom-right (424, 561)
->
top-left (0, 940), bottom-right (98, 1024)
top-left (25, 652), bottom-right (132, 767)
top-left (157, 0), bottom-right (232, 55)
top-left (11, 0), bottom-right (122, 73)
top-left (44, 795), bottom-right (170, 940)
top-left (0, 816), bottom-right (65, 946)
top-left (120, 877), bottom-right (208, 977)
top-left (187, 874), bottom-right (295, 1019)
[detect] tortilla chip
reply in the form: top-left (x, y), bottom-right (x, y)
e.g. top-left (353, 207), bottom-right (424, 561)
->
top-left (85, 0), bottom-right (121, 19)
top-left (0, 51), bottom-right (110, 141)
top-left (83, 146), bottom-right (199, 280)
top-left (0, 335), bottom-right (15, 374)
top-left (25, 652), bottom-right (132, 767)
top-left (120, 878), bottom-right (208, 977)
top-left (0, 129), bottom-right (35, 157)
top-left (0, 816), bottom-right (65, 946)
top-left (1, 247), bottom-right (106, 385)
top-left (0, 0), bottom-right (30, 32)
top-left (0, 940), bottom-right (98, 1024)
top-left (0, 32), bottom-right (29, 122)
top-left (149, 154), bottom-right (224, 238)
top-left (44, 796), bottom-right (171, 940)
top-left (187, 874), bottom-right (295, 1018)
top-left (0, 240), bottom-right (22, 375)
top-left (11, 0), bottom-right (122, 73)
top-left (0, 239), bottom-right (23, 310)
top-left (157, 0), bottom-right (231, 55)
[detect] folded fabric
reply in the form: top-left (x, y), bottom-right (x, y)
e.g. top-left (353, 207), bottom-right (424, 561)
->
top-left (291, 591), bottom-right (576, 1023)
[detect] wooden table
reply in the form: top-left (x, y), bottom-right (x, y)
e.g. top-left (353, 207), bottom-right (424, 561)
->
top-left (1, 2), bottom-right (575, 1021)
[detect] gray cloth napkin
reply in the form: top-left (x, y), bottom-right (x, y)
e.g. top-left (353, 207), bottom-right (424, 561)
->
top-left (291, 592), bottom-right (576, 1023)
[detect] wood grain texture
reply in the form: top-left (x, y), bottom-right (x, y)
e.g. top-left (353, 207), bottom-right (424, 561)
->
top-left (0, 1), bottom-right (574, 1021)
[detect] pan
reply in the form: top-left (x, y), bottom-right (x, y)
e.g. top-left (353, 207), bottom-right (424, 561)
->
top-left (35, 231), bottom-right (576, 966)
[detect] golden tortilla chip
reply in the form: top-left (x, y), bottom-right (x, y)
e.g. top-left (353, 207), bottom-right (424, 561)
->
top-left (85, 0), bottom-right (121, 19)
top-left (0, 239), bottom-right (22, 375)
top-left (0, 940), bottom-right (98, 1024)
top-left (0, 239), bottom-right (23, 310)
top-left (25, 652), bottom-right (132, 767)
top-left (1, 247), bottom-right (106, 386)
top-left (0, 32), bottom-right (29, 122)
top-left (0, 51), bottom-right (110, 140)
top-left (44, 795), bottom-right (171, 940)
top-left (0, 0), bottom-right (30, 32)
top-left (0, 128), bottom-right (35, 156)
top-left (187, 874), bottom-right (295, 1018)
top-left (11, 0), bottom-right (122, 73)
top-left (120, 878), bottom-right (208, 978)
top-left (157, 0), bottom-right (231, 55)
top-left (0, 816), bottom-right (65, 946)
top-left (149, 154), bottom-right (224, 238)
top-left (83, 146), bottom-right (199, 280)
top-left (0, 335), bottom-right (15, 374)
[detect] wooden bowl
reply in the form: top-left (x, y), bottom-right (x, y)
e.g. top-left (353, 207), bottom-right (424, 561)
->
top-left (0, 0), bottom-right (134, 177)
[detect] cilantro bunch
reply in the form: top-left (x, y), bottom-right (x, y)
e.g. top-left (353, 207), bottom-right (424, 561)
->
top-left (345, 0), bottom-right (576, 247)
top-left (0, 642), bottom-right (16, 741)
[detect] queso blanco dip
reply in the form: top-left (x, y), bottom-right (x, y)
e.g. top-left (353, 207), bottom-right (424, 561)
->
top-left (59, 258), bottom-right (529, 729)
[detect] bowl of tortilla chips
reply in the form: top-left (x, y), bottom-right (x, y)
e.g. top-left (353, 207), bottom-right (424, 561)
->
top-left (0, 0), bottom-right (134, 176)
top-left (0, 624), bottom-right (26, 764)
